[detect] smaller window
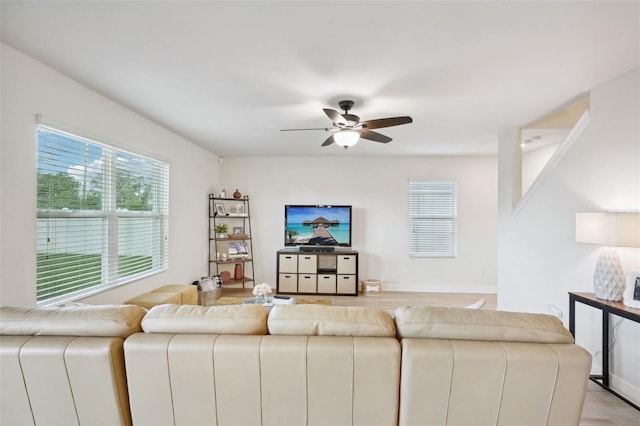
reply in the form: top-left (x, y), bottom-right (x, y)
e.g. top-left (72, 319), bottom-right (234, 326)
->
top-left (409, 180), bottom-right (457, 257)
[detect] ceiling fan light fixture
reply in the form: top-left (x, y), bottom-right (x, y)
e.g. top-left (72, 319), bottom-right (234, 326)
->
top-left (334, 130), bottom-right (359, 148)
top-left (280, 99), bottom-right (412, 148)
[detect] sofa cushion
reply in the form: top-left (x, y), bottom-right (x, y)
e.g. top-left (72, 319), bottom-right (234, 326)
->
top-left (268, 305), bottom-right (396, 337)
top-left (141, 304), bottom-right (268, 335)
top-left (0, 305), bottom-right (146, 338)
top-left (394, 306), bottom-right (574, 343)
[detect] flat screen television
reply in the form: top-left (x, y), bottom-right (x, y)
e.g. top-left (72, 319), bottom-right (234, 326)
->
top-left (284, 205), bottom-right (352, 248)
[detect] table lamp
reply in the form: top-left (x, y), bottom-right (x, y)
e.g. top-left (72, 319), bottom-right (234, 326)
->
top-left (575, 212), bottom-right (640, 301)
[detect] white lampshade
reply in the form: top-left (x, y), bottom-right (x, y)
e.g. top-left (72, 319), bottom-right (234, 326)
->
top-left (576, 212), bottom-right (640, 301)
top-left (576, 213), bottom-right (640, 247)
top-left (333, 130), bottom-right (360, 148)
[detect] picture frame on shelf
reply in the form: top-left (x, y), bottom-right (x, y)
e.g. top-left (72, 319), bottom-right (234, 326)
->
top-left (237, 204), bottom-right (245, 214)
top-left (215, 203), bottom-right (226, 216)
top-left (233, 226), bottom-right (244, 234)
top-left (228, 241), bottom-right (249, 257)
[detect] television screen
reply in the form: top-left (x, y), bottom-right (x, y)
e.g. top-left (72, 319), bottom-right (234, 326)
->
top-left (285, 205), bottom-right (352, 247)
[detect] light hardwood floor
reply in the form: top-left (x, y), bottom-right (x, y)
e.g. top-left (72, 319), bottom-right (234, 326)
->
top-left (222, 288), bottom-right (640, 425)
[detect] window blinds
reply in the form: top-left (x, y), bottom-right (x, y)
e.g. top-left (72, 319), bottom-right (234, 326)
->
top-left (409, 180), bottom-right (457, 257)
top-left (36, 125), bottom-right (169, 303)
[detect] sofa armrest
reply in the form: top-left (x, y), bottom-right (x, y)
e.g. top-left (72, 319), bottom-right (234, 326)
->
top-left (1, 335), bottom-right (132, 426)
top-left (399, 338), bottom-right (591, 426)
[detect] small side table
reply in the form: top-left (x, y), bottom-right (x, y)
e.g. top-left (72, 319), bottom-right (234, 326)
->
top-left (568, 292), bottom-right (640, 411)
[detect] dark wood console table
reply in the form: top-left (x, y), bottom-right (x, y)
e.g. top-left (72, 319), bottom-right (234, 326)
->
top-left (568, 292), bottom-right (640, 411)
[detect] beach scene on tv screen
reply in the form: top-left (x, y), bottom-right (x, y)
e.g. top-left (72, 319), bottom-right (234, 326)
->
top-left (286, 206), bottom-right (351, 245)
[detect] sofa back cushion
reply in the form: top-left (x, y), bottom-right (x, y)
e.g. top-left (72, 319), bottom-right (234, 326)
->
top-left (141, 304), bottom-right (268, 335)
top-left (0, 304), bottom-right (145, 338)
top-left (394, 306), bottom-right (574, 343)
top-left (268, 305), bottom-right (396, 337)
top-left (125, 333), bottom-right (400, 426)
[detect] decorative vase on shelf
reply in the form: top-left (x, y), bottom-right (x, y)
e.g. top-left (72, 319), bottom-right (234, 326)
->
top-left (234, 263), bottom-right (243, 281)
top-left (233, 189), bottom-right (242, 199)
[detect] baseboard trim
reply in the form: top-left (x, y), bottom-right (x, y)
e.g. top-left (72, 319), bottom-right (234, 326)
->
top-left (589, 361), bottom-right (640, 406)
top-left (609, 373), bottom-right (640, 406)
top-left (381, 283), bottom-right (497, 294)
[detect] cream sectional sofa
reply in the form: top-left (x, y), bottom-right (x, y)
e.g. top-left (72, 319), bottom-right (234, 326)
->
top-left (0, 303), bottom-right (591, 426)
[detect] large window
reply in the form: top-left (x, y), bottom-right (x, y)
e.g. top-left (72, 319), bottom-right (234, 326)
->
top-left (36, 125), bottom-right (169, 303)
top-left (409, 180), bottom-right (457, 257)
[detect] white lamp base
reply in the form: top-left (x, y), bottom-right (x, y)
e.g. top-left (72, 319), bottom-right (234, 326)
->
top-left (593, 248), bottom-right (625, 301)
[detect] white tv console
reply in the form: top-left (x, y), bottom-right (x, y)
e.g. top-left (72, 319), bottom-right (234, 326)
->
top-left (276, 249), bottom-right (359, 296)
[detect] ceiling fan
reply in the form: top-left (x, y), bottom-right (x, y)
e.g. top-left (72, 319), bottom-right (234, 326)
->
top-left (280, 100), bottom-right (413, 148)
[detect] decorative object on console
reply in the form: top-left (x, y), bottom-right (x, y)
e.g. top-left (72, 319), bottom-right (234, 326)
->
top-left (623, 270), bottom-right (640, 308)
top-left (233, 189), bottom-right (242, 199)
top-left (576, 212), bottom-right (640, 301)
top-left (219, 188), bottom-right (226, 198)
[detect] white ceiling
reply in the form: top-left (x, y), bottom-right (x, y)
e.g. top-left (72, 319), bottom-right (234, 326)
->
top-left (1, 1), bottom-right (638, 157)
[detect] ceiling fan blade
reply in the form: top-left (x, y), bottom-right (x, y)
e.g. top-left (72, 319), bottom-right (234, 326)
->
top-left (361, 116), bottom-right (413, 130)
top-left (360, 129), bottom-right (392, 143)
top-left (323, 108), bottom-right (348, 126)
top-left (321, 135), bottom-right (335, 146)
top-left (280, 127), bottom-right (329, 131)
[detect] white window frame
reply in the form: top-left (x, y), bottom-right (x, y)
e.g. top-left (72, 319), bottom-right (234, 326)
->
top-left (36, 124), bottom-right (169, 304)
top-left (409, 180), bottom-right (457, 258)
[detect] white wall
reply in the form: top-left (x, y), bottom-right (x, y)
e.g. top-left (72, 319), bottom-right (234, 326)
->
top-left (498, 67), bottom-right (640, 404)
top-left (0, 44), bottom-right (220, 306)
top-left (522, 142), bottom-right (562, 195)
top-left (221, 155), bottom-right (497, 292)
top-left (1, 43), bottom-right (497, 304)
